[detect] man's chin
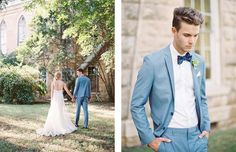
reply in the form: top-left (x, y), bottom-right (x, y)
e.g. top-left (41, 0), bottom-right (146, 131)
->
top-left (185, 47), bottom-right (193, 51)
top-left (184, 49), bottom-right (192, 52)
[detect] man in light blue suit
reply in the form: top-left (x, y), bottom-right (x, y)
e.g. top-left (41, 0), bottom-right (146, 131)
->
top-left (131, 7), bottom-right (210, 152)
top-left (73, 68), bottom-right (91, 129)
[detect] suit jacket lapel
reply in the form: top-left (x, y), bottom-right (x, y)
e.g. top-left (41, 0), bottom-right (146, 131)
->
top-left (189, 52), bottom-right (202, 123)
top-left (164, 47), bottom-right (175, 98)
top-left (190, 52), bottom-right (200, 98)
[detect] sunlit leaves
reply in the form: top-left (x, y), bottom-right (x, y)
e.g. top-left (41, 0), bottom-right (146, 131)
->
top-left (18, 0), bottom-right (114, 73)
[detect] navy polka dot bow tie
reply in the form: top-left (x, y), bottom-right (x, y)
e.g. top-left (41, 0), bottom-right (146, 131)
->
top-left (177, 52), bottom-right (192, 65)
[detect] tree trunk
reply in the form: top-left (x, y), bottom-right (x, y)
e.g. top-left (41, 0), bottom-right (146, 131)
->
top-left (79, 41), bottom-right (110, 70)
top-left (98, 61), bottom-right (114, 102)
top-left (78, 41), bottom-right (114, 102)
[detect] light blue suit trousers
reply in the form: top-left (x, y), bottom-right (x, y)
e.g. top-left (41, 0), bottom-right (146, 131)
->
top-left (75, 97), bottom-right (88, 128)
top-left (157, 126), bottom-right (208, 152)
top-left (73, 75), bottom-right (91, 128)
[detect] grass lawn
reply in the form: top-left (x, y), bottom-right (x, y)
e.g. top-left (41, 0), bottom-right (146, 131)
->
top-left (122, 127), bottom-right (236, 152)
top-left (0, 102), bottom-right (114, 152)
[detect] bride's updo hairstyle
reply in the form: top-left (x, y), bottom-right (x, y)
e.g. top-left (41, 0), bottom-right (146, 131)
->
top-left (54, 71), bottom-right (62, 80)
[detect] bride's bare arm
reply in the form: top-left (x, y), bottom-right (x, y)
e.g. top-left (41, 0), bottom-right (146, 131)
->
top-left (63, 83), bottom-right (73, 99)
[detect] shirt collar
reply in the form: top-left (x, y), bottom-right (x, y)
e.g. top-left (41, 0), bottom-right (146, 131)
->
top-left (170, 43), bottom-right (187, 57)
top-left (170, 43), bottom-right (189, 65)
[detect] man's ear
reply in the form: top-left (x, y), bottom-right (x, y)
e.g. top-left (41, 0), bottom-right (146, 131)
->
top-left (172, 27), bottom-right (177, 34)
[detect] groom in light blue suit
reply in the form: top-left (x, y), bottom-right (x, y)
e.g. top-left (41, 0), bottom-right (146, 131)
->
top-left (131, 7), bottom-right (210, 152)
top-left (73, 68), bottom-right (91, 129)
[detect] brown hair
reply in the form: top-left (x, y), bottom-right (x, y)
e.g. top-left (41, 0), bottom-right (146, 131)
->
top-left (54, 71), bottom-right (62, 80)
top-left (172, 7), bottom-right (204, 31)
top-left (77, 68), bottom-right (84, 73)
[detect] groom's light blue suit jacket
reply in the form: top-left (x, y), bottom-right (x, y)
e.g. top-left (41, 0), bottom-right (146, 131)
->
top-left (73, 75), bottom-right (91, 98)
top-left (130, 45), bottom-right (211, 145)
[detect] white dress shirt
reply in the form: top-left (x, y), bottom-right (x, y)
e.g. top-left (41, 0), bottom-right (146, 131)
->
top-left (168, 43), bottom-right (198, 128)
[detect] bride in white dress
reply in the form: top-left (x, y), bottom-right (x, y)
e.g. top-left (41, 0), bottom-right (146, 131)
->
top-left (36, 71), bottom-right (77, 136)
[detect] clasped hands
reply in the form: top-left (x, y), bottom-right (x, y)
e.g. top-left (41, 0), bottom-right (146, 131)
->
top-left (71, 96), bottom-right (76, 102)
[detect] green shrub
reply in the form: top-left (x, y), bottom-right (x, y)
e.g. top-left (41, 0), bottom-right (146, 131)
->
top-left (0, 66), bottom-right (47, 104)
top-left (0, 52), bottom-right (20, 67)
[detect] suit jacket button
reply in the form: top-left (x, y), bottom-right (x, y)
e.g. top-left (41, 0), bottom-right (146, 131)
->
top-left (163, 127), bottom-right (165, 130)
top-left (171, 112), bottom-right (174, 115)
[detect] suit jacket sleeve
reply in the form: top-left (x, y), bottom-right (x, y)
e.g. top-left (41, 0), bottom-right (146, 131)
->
top-left (200, 61), bottom-right (211, 131)
top-left (88, 79), bottom-right (91, 98)
top-left (130, 56), bottom-right (155, 145)
top-left (73, 78), bottom-right (79, 97)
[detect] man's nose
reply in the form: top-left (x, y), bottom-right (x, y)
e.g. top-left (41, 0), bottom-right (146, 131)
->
top-left (188, 37), bottom-right (194, 44)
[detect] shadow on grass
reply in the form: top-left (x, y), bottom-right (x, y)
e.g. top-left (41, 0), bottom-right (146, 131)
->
top-left (75, 126), bottom-right (114, 150)
top-left (90, 102), bottom-right (115, 111)
top-left (0, 139), bottom-right (41, 152)
top-left (35, 119), bottom-right (114, 151)
top-left (35, 129), bottom-right (114, 152)
top-left (53, 122), bottom-right (114, 151)
top-left (0, 102), bottom-right (115, 151)
top-left (0, 121), bottom-right (35, 133)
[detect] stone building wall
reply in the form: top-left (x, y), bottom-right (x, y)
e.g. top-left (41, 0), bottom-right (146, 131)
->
top-left (0, 1), bottom-right (34, 54)
top-left (215, 0), bottom-right (236, 129)
top-left (122, 0), bottom-right (236, 147)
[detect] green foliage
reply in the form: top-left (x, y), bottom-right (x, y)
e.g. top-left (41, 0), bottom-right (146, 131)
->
top-left (36, 80), bottom-right (47, 96)
top-left (16, 33), bottom-right (49, 66)
top-left (0, 66), bottom-right (47, 104)
top-left (62, 0), bottom-right (115, 61)
top-left (101, 47), bottom-right (115, 73)
top-left (18, 0), bottom-right (114, 72)
top-left (0, 52), bottom-right (20, 67)
top-left (16, 0), bottom-right (114, 102)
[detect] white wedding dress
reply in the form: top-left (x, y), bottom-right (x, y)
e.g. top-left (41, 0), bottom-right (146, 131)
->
top-left (36, 90), bottom-right (77, 136)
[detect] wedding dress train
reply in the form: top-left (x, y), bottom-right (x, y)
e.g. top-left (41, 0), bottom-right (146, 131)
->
top-left (36, 90), bottom-right (77, 136)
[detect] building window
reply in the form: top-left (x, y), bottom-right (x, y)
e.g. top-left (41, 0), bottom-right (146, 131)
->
top-left (17, 15), bottom-right (26, 45)
top-left (185, 0), bottom-right (212, 79)
top-left (185, 0), bottom-right (221, 88)
top-left (0, 20), bottom-right (7, 54)
top-left (88, 66), bottom-right (99, 93)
